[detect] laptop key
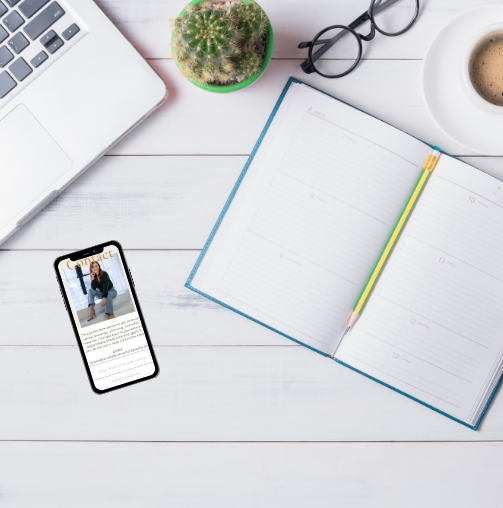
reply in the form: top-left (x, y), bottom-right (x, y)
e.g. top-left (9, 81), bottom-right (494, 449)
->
top-left (0, 70), bottom-right (16, 98)
top-left (30, 49), bottom-right (46, 67)
top-left (0, 45), bottom-right (13, 67)
top-left (9, 57), bottom-right (31, 81)
top-left (0, 1), bottom-right (7, 18)
top-left (39, 29), bottom-right (62, 53)
top-left (62, 23), bottom-right (79, 40)
top-left (23, 2), bottom-right (64, 40)
top-left (18, 0), bottom-right (49, 19)
top-left (5, 0), bottom-right (21, 6)
top-left (3, 11), bottom-right (25, 32)
top-left (45, 34), bottom-right (62, 54)
top-left (8, 32), bottom-right (29, 53)
top-left (0, 25), bottom-right (8, 44)
top-left (39, 28), bottom-right (55, 46)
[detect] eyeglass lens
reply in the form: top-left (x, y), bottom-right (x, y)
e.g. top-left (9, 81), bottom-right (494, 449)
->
top-left (371, 0), bottom-right (417, 35)
top-left (311, 27), bottom-right (360, 77)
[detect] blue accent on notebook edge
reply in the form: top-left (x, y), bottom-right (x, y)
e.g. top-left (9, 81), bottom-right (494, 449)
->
top-left (186, 76), bottom-right (500, 431)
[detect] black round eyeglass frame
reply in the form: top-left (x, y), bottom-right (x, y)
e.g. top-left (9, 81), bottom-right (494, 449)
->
top-left (299, 0), bottom-right (420, 79)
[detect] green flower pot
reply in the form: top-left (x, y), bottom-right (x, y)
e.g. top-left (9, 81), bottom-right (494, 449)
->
top-left (171, 0), bottom-right (274, 93)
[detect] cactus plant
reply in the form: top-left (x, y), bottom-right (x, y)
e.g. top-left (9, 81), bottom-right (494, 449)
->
top-left (230, 2), bottom-right (267, 43)
top-left (172, 0), bottom-right (270, 87)
top-left (181, 7), bottom-right (238, 66)
top-left (231, 50), bottom-right (261, 77)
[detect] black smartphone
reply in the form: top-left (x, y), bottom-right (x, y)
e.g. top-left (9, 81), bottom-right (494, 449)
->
top-left (54, 241), bottom-right (159, 393)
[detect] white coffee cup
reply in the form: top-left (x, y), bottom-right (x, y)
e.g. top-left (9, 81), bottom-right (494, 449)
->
top-left (461, 22), bottom-right (503, 113)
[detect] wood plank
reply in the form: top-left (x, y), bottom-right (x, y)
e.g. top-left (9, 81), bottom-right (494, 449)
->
top-left (2, 157), bottom-right (242, 250)
top-left (0, 345), bottom-right (503, 440)
top-left (97, 0), bottom-right (494, 60)
top-left (6, 236), bottom-right (503, 346)
top-left (3, 156), bottom-right (502, 250)
top-left (0, 250), bottom-right (284, 346)
top-left (110, 60), bottom-right (478, 157)
top-left (1, 442), bottom-right (502, 507)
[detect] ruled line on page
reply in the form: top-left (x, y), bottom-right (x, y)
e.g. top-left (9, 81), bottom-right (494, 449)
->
top-left (361, 331), bottom-right (474, 382)
top-left (281, 132), bottom-right (413, 197)
top-left (361, 314), bottom-right (480, 375)
top-left (346, 334), bottom-right (467, 401)
top-left (378, 297), bottom-right (490, 348)
top-left (380, 260), bottom-right (502, 333)
top-left (276, 171), bottom-right (391, 226)
top-left (196, 83), bottom-right (429, 354)
top-left (275, 113), bottom-right (419, 225)
top-left (437, 174), bottom-right (503, 210)
top-left (408, 236), bottom-right (503, 284)
top-left (216, 236), bottom-right (354, 345)
top-left (383, 278), bottom-right (501, 330)
top-left (218, 289), bottom-right (333, 347)
top-left (336, 165), bottom-right (503, 422)
top-left (383, 268), bottom-right (503, 323)
top-left (248, 231), bottom-right (360, 285)
top-left (370, 320), bottom-right (480, 371)
top-left (350, 313), bottom-right (478, 389)
top-left (346, 355), bottom-right (461, 407)
top-left (306, 111), bottom-right (418, 167)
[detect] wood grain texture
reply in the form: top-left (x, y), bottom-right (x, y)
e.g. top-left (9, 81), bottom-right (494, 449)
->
top-left (2, 0), bottom-right (503, 503)
top-left (2, 156), bottom-right (242, 250)
top-left (3, 156), bottom-right (501, 250)
top-left (110, 59), bottom-right (482, 157)
top-left (0, 250), bottom-right (284, 346)
top-left (1, 345), bottom-right (503, 441)
top-left (1, 441), bottom-right (502, 507)
top-left (96, 0), bottom-right (494, 60)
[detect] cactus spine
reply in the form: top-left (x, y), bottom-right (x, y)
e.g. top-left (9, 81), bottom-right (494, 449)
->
top-left (230, 2), bottom-right (267, 42)
top-left (172, 1), bottom-right (269, 86)
top-left (231, 50), bottom-right (261, 77)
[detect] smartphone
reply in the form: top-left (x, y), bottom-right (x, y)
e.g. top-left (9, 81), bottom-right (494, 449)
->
top-left (54, 241), bottom-right (159, 393)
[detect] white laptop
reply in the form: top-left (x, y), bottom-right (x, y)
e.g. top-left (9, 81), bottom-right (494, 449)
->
top-left (0, 0), bottom-right (167, 245)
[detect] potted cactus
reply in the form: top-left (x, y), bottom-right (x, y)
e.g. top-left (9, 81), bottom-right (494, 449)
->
top-left (171, 0), bottom-right (274, 93)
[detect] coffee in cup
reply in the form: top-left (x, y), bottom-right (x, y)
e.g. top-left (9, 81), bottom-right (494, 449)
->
top-left (461, 22), bottom-right (503, 113)
top-left (469, 33), bottom-right (503, 107)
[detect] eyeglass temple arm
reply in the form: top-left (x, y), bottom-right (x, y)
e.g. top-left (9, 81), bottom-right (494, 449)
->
top-left (298, 39), bottom-right (334, 50)
top-left (298, 12), bottom-right (369, 51)
top-left (299, 0), bottom-right (400, 72)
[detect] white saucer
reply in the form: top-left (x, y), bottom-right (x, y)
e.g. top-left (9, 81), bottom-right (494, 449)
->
top-left (422, 5), bottom-right (503, 155)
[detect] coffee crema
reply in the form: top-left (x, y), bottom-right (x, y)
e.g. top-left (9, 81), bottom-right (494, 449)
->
top-left (469, 33), bottom-right (503, 107)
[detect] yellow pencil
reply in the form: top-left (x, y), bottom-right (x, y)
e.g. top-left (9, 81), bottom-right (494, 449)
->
top-left (341, 147), bottom-right (441, 338)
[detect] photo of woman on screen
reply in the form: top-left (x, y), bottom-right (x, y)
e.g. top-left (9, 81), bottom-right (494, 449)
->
top-left (88, 261), bottom-right (118, 321)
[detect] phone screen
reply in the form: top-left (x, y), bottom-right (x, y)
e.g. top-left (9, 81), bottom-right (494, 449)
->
top-left (55, 242), bottom-right (158, 392)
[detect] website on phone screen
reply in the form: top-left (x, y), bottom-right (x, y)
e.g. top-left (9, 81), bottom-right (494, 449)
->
top-left (58, 245), bottom-right (155, 390)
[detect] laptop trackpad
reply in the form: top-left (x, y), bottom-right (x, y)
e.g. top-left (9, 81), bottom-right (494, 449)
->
top-left (0, 104), bottom-right (73, 229)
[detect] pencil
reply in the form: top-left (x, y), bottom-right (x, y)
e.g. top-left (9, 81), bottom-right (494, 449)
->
top-left (341, 146), bottom-right (441, 339)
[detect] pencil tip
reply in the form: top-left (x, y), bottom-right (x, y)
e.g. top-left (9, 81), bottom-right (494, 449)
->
top-left (342, 325), bottom-right (352, 339)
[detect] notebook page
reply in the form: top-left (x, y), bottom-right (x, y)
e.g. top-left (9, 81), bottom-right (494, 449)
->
top-left (336, 156), bottom-right (503, 425)
top-left (190, 82), bottom-right (430, 355)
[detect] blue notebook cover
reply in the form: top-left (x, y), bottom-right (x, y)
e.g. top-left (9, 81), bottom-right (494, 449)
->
top-left (186, 76), bottom-right (502, 431)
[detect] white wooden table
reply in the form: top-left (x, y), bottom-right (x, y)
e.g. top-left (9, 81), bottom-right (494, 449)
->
top-left (2, 1), bottom-right (503, 506)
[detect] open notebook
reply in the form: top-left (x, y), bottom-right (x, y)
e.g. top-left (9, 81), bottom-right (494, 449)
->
top-left (186, 77), bottom-right (503, 429)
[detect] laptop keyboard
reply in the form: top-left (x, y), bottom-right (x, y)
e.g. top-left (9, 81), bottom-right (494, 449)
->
top-left (0, 0), bottom-right (80, 99)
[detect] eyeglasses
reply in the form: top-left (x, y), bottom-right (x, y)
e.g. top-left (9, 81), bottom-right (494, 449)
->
top-left (299, 0), bottom-right (420, 79)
